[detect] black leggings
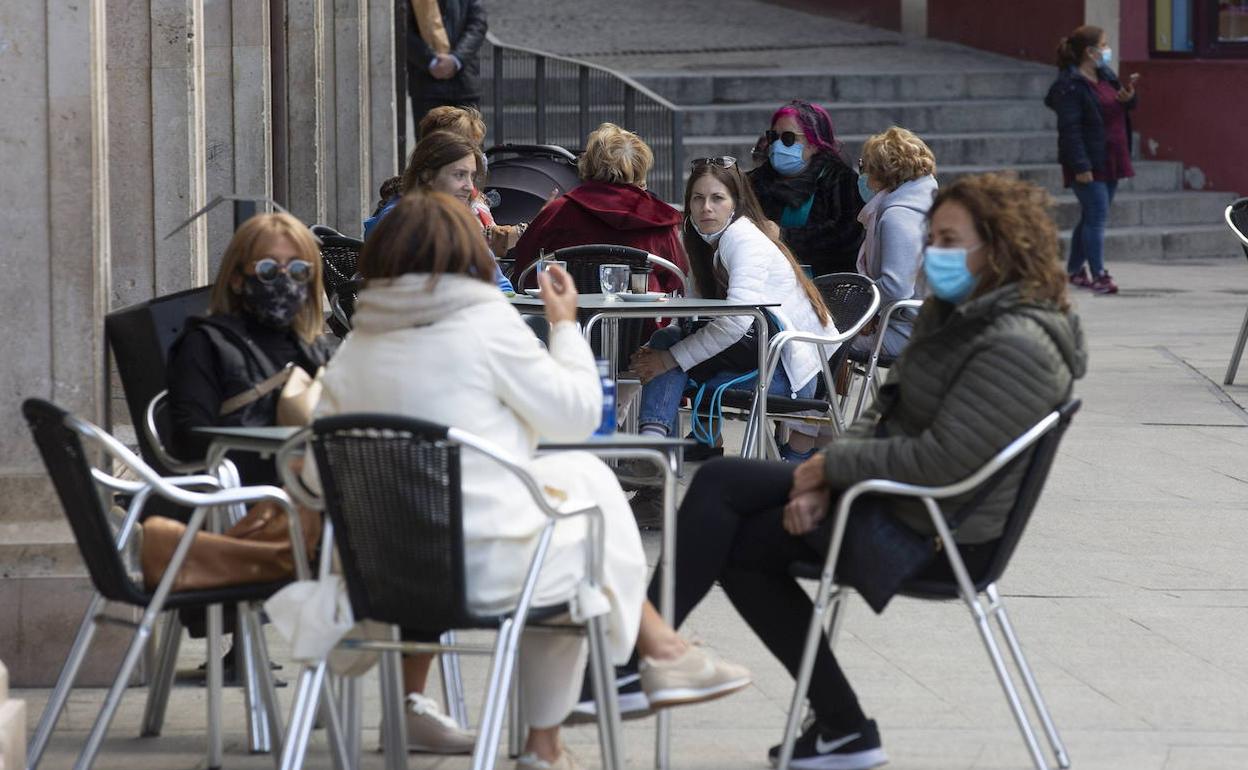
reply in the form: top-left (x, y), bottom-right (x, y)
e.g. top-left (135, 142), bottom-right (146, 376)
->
top-left (645, 457), bottom-right (867, 732)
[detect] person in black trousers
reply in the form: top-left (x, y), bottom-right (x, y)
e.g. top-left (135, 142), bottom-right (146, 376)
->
top-left (407, 0), bottom-right (488, 131)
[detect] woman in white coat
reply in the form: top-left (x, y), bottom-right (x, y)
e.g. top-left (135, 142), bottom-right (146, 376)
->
top-left (318, 191), bottom-right (750, 770)
top-left (631, 157), bottom-right (840, 465)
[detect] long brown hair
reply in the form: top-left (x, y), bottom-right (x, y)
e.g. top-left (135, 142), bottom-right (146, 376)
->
top-left (399, 131), bottom-right (485, 194)
top-left (359, 190), bottom-right (496, 287)
top-left (209, 212), bottom-right (324, 342)
top-left (682, 163), bottom-right (831, 326)
top-left (928, 174), bottom-right (1069, 311)
top-left (1056, 25), bottom-right (1102, 69)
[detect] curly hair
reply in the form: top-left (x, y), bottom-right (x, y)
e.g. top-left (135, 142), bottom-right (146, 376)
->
top-left (417, 105), bottom-right (487, 146)
top-left (860, 126), bottom-right (936, 191)
top-left (928, 173), bottom-right (1069, 311)
top-left (578, 123), bottom-right (653, 187)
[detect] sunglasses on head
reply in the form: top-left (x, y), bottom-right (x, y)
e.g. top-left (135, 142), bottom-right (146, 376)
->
top-left (764, 130), bottom-right (800, 147)
top-left (253, 258), bottom-right (313, 285)
top-left (690, 156), bottom-right (738, 169)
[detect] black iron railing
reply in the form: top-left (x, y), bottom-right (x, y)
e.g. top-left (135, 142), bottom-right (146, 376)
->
top-left (481, 33), bottom-right (686, 203)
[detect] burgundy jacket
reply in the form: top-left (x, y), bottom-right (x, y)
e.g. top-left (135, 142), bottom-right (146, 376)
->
top-left (510, 181), bottom-right (689, 294)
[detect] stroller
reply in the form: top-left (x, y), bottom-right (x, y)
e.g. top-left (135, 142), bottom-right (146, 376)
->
top-left (481, 144), bottom-right (582, 225)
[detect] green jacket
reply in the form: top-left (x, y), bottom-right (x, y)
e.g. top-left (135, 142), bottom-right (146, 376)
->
top-left (824, 282), bottom-right (1087, 543)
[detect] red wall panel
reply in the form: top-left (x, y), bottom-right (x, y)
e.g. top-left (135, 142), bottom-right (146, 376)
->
top-left (927, 0), bottom-right (1084, 64)
top-left (1124, 60), bottom-right (1248, 193)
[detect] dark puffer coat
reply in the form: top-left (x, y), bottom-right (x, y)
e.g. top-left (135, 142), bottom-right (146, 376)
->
top-left (748, 153), bottom-right (864, 276)
top-left (823, 283), bottom-right (1087, 543)
top-left (1044, 64), bottom-right (1137, 176)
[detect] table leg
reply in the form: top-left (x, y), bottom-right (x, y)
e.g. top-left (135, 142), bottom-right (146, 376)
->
top-left (654, 447), bottom-right (678, 770)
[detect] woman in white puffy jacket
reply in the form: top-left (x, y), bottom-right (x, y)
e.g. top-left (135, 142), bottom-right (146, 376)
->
top-left (318, 191), bottom-right (750, 770)
top-left (631, 157), bottom-right (839, 463)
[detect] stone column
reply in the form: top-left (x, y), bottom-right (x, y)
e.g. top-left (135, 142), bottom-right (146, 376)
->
top-left (203, 0), bottom-right (236, 274)
top-left (0, 0), bottom-right (133, 688)
top-left (1086, 0), bottom-right (1121, 60)
top-left (901, 0), bottom-right (928, 37)
top-left (368, 0), bottom-right (400, 187)
top-left (151, 0), bottom-right (209, 295)
top-left (333, 0), bottom-right (372, 234)
top-left (284, 0), bottom-right (328, 224)
top-left (232, 0), bottom-right (274, 207)
top-left (0, 661), bottom-right (27, 770)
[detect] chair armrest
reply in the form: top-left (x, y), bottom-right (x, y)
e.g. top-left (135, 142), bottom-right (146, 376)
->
top-left (144, 390), bottom-right (207, 474)
top-left (866, 298), bottom-right (924, 363)
top-left (647, 253), bottom-right (691, 296)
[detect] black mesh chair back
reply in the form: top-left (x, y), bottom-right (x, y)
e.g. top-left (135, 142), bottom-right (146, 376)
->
top-left (310, 413), bottom-right (475, 633)
top-left (521, 244), bottom-right (656, 370)
top-left (105, 286), bottom-right (211, 475)
top-left (21, 399), bottom-right (147, 606)
top-left (1229, 197), bottom-right (1248, 261)
top-left (813, 273), bottom-right (877, 335)
top-left (318, 233), bottom-right (364, 334)
top-left (903, 399), bottom-right (1081, 598)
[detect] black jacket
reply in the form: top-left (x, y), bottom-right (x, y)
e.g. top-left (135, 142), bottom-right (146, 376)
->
top-left (1044, 65), bottom-right (1137, 176)
top-left (407, 0), bottom-right (488, 103)
top-left (166, 313), bottom-right (334, 484)
top-left (748, 153), bottom-right (865, 276)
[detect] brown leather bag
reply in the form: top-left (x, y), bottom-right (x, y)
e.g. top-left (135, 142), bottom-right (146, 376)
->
top-left (140, 501), bottom-right (322, 593)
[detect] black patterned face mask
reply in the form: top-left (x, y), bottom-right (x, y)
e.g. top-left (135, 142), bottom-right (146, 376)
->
top-left (240, 273), bottom-right (308, 330)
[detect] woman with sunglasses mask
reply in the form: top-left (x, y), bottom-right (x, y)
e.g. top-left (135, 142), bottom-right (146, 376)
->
top-left (166, 212), bottom-right (335, 486)
top-left (748, 100), bottom-right (865, 276)
top-left (629, 157), bottom-right (838, 478)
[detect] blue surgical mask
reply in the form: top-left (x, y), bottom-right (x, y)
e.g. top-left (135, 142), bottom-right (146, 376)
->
top-left (1100, 47), bottom-right (1113, 66)
top-left (923, 245), bottom-right (981, 304)
top-left (857, 174), bottom-right (875, 204)
top-left (769, 141), bottom-right (807, 176)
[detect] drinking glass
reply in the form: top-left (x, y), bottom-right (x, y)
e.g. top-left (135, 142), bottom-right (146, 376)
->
top-left (599, 264), bottom-right (630, 299)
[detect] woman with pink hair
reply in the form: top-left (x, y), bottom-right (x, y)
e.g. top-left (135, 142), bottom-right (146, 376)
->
top-left (748, 100), bottom-right (865, 276)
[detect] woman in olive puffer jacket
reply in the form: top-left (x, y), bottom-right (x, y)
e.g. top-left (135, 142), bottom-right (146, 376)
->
top-left (622, 173), bottom-right (1086, 770)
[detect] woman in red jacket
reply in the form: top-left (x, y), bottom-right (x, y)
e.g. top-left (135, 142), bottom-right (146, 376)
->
top-left (509, 123), bottom-right (689, 295)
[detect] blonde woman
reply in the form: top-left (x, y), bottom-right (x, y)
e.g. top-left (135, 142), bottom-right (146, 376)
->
top-left (509, 122), bottom-right (689, 296)
top-left (166, 212), bottom-right (333, 485)
top-left (853, 126), bottom-right (938, 359)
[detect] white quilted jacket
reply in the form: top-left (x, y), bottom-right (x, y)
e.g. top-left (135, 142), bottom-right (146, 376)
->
top-left (668, 217), bottom-right (839, 391)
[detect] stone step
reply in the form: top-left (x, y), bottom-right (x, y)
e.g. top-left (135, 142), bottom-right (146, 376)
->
top-left (681, 99), bottom-right (1056, 137)
top-left (938, 161), bottom-right (1185, 194)
top-left (1053, 191), bottom-right (1236, 230)
top-left (1062, 224), bottom-right (1244, 262)
top-left (633, 69), bottom-right (1054, 105)
top-left (685, 130), bottom-right (1061, 167)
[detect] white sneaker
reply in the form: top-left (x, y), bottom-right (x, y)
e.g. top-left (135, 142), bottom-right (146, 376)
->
top-left (640, 645), bottom-right (752, 710)
top-left (405, 692), bottom-right (475, 754)
top-left (516, 746), bottom-right (582, 770)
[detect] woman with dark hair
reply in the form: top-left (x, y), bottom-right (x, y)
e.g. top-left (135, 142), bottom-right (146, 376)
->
top-left (366, 130), bottom-right (515, 293)
top-left (1045, 24), bottom-right (1138, 295)
top-left (629, 158), bottom-right (839, 467)
top-left (316, 191), bottom-right (750, 769)
top-left (612, 174), bottom-right (1086, 769)
top-left (748, 100), bottom-right (865, 276)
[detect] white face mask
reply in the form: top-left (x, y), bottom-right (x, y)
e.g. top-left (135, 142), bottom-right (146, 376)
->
top-left (695, 212), bottom-right (735, 245)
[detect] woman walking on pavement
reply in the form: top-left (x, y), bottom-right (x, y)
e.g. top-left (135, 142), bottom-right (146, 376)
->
top-left (1045, 24), bottom-right (1138, 295)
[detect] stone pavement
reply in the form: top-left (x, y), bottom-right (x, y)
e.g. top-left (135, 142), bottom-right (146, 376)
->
top-left (16, 257), bottom-right (1248, 768)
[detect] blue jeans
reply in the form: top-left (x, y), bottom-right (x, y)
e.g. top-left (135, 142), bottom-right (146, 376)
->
top-left (638, 325), bottom-right (816, 437)
top-left (1068, 179), bottom-right (1117, 277)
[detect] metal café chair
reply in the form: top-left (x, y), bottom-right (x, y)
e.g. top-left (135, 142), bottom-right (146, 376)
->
top-left (699, 274), bottom-right (880, 457)
top-left (848, 297), bottom-right (925, 421)
top-left (20, 398), bottom-right (310, 770)
top-left (312, 224), bottom-right (364, 338)
top-left (777, 400), bottom-right (1081, 770)
top-left (1221, 198), bottom-right (1248, 384)
top-left (275, 413), bottom-right (626, 770)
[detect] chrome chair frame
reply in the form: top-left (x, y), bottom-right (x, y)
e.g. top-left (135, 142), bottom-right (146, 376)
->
top-left (776, 409), bottom-right (1073, 770)
top-left (137, 390), bottom-right (280, 754)
top-left (274, 421), bottom-right (625, 770)
top-left (24, 405), bottom-right (316, 770)
top-left (1221, 198), bottom-right (1248, 384)
top-left (849, 298), bottom-right (924, 422)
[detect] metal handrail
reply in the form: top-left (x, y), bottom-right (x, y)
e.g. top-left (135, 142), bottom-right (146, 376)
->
top-left (484, 32), bottom-right (686, 202)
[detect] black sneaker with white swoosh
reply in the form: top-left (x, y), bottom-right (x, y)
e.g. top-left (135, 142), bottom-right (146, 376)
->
top-left (767, 718), bottom-right (888, 770)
